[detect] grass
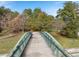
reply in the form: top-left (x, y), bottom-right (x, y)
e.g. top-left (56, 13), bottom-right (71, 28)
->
top-left (0, 32), bottom-right (24, 54)
top-left (50, 32), bottom-right (79, 48)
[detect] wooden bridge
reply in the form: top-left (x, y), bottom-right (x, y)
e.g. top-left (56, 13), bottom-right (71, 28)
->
top-left (6, 32), bottom-right (73, 57)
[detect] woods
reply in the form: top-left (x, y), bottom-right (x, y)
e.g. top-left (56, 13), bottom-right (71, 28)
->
top-left (0, 1), bottom-right (79, 38)
top-left (56, 1), bottom-right (79, 38)
top-left (0, 6), bottom-right (19, 33)
top-left (23, 8), bottom-right (54, 31)
top-left (0, 7), bottom-right (54, 34)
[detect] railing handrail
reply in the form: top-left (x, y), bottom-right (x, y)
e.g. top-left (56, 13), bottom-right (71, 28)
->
top-left (7, 32), bottom-right (32, 57)
top-left (41, 32), bottom-right (72, 57)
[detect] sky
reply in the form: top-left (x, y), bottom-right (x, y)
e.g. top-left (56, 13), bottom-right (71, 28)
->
top-left (0, 1), bottom-right (67, 16)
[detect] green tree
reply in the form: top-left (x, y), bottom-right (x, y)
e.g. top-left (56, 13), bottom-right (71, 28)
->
top-left (23, 8), bottom-right (54, 32)
top-left (23, 9), bottom-right (32, 17)
top-left (22, 9), bottom-right (32, 31)
top-left (57, 1), bottom-right (79, 38)
top-left (11, 11), bottom-right (19, 18)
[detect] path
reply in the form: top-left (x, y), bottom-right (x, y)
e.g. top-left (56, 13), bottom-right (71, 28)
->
top-left (22, 32), bottom-right (55, 57)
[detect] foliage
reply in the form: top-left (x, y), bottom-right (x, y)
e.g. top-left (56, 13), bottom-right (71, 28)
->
top-left (0, 6), bottom-right (19, 33)
top-left (23, 8), bottom-right (54, 32)
top-left (57, 1), bottom-right (79, 38)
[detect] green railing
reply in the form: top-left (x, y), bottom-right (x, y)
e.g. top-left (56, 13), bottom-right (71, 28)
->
top-left (8, 32), bottom-right (32, 57)
top-left (41, 32), bottom-right (72, 57)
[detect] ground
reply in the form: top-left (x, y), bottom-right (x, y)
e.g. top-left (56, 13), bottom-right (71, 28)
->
top-left (50, 32), bottom-right (79, 48)
top-left (0, 32), bottom-right (24, 54)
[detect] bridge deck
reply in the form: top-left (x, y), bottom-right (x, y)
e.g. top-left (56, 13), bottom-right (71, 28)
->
top-left (22, 32), bottom-right (55, 57)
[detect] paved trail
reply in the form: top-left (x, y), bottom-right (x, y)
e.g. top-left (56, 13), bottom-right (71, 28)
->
top-left (22, 32), bottom-right (55, 57)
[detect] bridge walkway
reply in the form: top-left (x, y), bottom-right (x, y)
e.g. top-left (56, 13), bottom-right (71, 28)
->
top-left (22, 32), bottom-right (55, 57)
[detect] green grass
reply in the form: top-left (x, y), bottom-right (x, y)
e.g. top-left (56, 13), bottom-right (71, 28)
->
top-left (50, 32), bottom-right (79, 48)
top-left (0, 32), bottom-right (24, 54)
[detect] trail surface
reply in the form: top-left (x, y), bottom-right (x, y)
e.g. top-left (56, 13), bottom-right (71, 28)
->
top-left (22, 32), bottom-right (55, 57)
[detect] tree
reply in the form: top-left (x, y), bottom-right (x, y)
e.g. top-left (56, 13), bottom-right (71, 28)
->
top-left (52, 20), bottom-right (65, 31)
top-left (23, 8), bottom-right (54, 32)
top-left (57, 1), bottom-right (79, 38)
top-left (23, 9), bottom-right (32, 17)
top-left (33, 8), bottom-right (41, 18)
top-left (11, 11), bottom-right (19, 19)
top-left (0, 6), bottom-right (19, 33)
top-left (22, 9), bottom-right (32, 31)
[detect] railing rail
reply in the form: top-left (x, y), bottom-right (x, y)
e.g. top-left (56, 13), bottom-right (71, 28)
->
top-left (7, 32), bottom-right (32, 57)
top-left (41, 32), bottom-right (72, 57)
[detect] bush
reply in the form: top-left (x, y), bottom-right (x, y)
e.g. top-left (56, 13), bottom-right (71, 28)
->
top-left (60, 27), bottom-right (78, 38)
top-left (0, 27), bottom-right (3, 33)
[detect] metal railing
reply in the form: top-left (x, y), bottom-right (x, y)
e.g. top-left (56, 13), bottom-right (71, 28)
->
top-left (40, 32), bottom-right (72, 57)
top-left (8, 32), bottom-right (32, 57)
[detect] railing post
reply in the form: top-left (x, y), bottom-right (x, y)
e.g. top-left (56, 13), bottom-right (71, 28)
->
top-left (8, 32), bottom-right (32, 57)
top-left (40, 32), bottom-right (72, 57)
